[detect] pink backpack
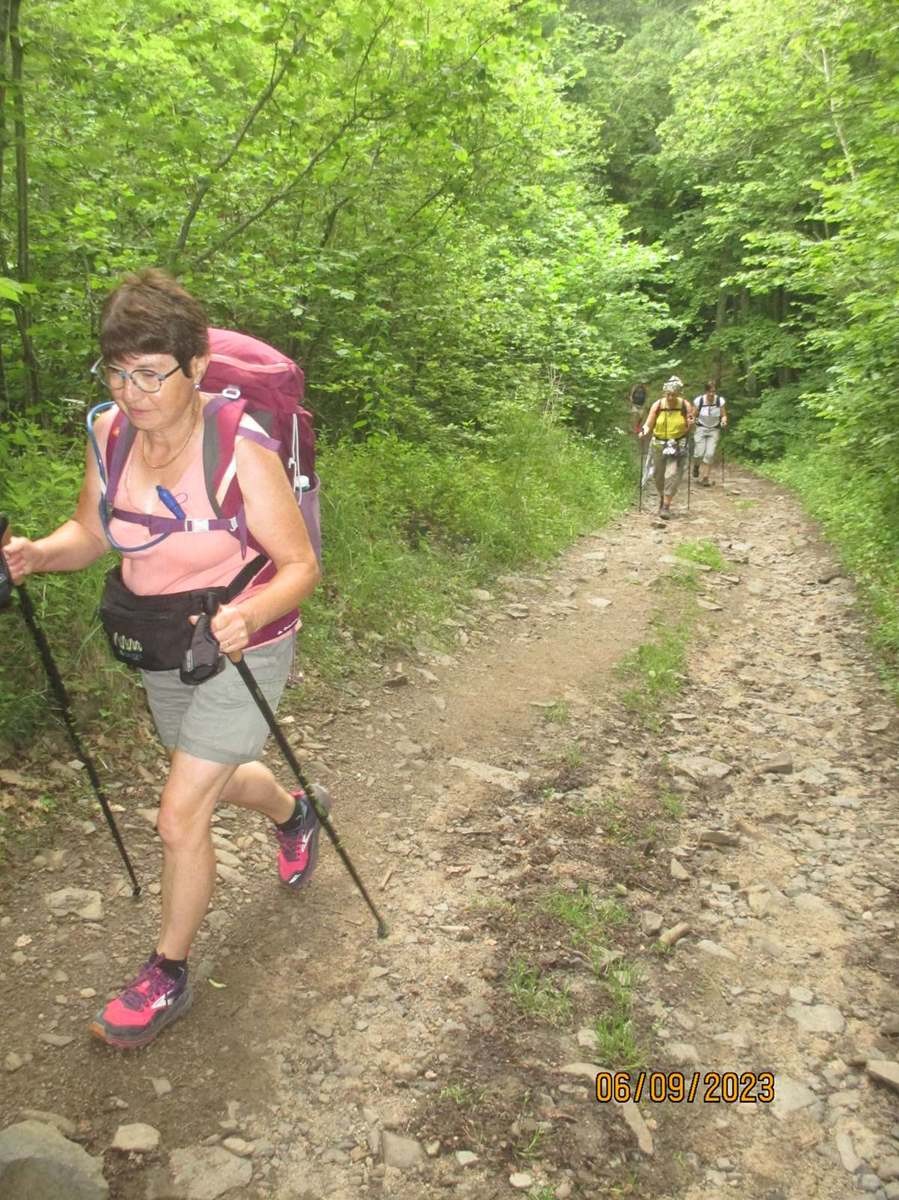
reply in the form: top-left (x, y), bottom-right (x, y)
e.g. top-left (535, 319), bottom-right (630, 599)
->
top-left (201, 328), bottom-right (320, 562)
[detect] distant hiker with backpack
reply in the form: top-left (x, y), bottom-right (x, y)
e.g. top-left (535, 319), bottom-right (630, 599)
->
top-left (629, 381), bottom-right (648, 434)
top-left (1, 269), bottom-right (321, 1049)
top-left (691, 380), bottom-right (728, 486)
top-left (640, 376), bottom-right (695, 519)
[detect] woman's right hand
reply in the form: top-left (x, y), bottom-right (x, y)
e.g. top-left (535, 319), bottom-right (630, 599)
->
top-left (2, 535), bottom-right (44, 584)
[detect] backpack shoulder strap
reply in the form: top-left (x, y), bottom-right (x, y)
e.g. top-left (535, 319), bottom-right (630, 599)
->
top-left (203, 394), bottom-right (281, 517)
top-left (105, 408), bottom-right (136, 509)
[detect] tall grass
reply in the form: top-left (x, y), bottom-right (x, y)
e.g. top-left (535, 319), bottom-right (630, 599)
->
top-left (300, 403), bottom-right (631, 677)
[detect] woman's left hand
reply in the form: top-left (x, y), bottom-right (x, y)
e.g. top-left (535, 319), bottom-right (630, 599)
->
top-left (209, 603), bottom-right (253, 656)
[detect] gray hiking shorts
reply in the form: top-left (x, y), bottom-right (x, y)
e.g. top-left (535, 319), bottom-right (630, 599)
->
top-left (693, 426), bottom-right (720, 464)
top-left (141, 634), bottom-right (295, 764)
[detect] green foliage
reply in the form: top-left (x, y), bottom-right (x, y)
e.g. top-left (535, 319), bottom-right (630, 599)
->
top-left (726, 383), bottom-right (821, 462)
top-left (659, 790), bottom-right (684, 819)
top-left (589, 0), bottom-right (899, 676)
top-left (1, 0), bottom-right (665, 440)
top-left (542, 700), bottom-right (571, 725)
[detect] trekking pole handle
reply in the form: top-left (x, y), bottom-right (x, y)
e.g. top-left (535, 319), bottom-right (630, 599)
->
top-left (201, 591), bottom-right (242, 662)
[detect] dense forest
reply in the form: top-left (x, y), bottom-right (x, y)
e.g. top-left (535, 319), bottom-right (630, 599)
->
top-left (1, 0), bottom-right (897, 744)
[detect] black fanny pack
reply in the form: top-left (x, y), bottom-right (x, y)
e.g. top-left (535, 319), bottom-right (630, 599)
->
top-left (99, 555), bottom-right (265, 672)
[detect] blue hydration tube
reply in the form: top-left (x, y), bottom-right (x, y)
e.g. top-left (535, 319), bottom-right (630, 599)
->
top-left (86, 401), bottom-right (177, 553)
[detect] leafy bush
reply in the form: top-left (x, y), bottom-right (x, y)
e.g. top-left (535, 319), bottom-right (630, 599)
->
top-left (726, 383), bottom-right (821, 462)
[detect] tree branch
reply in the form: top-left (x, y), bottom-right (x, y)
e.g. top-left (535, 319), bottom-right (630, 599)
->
top-left (170, 27), bottom-right (309, 263)
top-left (819, 45), bottom-right (858, 183)
top-left (192, 111), bottom-right (365, 266)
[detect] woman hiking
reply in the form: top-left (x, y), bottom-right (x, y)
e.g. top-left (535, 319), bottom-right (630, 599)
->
top-left (691, 379), bottom-right (728, 486)
top-left (641, 376), bottom-right (695, 519)
top-left (2, 269), bottom-right (321, 1049)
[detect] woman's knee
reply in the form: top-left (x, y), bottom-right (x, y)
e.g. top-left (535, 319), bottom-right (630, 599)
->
top-left (157, 788), bottom-right (216, 851)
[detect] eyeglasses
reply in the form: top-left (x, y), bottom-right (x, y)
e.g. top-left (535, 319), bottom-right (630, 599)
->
top-left (91, 358), bottom-right (182, 395)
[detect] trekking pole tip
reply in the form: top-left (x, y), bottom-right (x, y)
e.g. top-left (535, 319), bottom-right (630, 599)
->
top-left (377, 919), bottom-right (389, 939)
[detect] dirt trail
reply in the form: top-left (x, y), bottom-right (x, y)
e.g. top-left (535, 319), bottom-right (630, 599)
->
top-left (1, 464), bottom-right (898, 1200)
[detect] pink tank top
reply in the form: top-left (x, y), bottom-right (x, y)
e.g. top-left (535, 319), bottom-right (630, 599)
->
top-left (105, 418), bottom-right (297, 644)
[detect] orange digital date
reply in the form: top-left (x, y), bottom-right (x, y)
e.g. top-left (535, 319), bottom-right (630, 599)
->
top-left (595, 1070), bottom-right (775, 1104)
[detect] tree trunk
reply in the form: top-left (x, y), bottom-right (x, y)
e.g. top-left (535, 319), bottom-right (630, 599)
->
top-left (713, 289), bottom-right (728, 382)
top-left (820, 46), bottom-right (858, 183)
top-left (8, 0), bottom-right (40, 414)
top-left (775, 286), bottom-right (792, 387)
top-left (0, 0), bottom-right (9, 416)
top-left (739, 287), bottom-right (757, 398)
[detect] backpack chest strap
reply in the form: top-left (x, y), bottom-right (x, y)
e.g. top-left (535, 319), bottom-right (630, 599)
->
top-left (110, 507), bottom-right (242, 538)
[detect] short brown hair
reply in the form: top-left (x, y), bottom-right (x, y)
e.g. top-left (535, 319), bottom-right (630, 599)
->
top-left (100, 268), bottom-right (209, 375)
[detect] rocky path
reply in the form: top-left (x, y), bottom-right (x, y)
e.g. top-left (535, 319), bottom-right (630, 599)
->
top-left (1, 464), bottom-right (897, 1200)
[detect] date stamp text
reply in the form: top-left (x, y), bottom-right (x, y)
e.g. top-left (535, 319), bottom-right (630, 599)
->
top-left (595, 1070), bottom-right (775, 1105)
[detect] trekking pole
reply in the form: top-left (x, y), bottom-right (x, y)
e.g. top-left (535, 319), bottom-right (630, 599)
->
top-left (0, 516), bottom-right (142, 896)
top-left (637, 433), bottom-right (645, 513)
top-left (638, 433), bottom-right (653, 514)
top-left (686, 441), bottom-right (692, 513)
top-left (196, 596), bottom-right (388, 938)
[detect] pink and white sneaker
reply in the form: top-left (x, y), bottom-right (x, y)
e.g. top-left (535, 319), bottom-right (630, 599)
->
top-left (90, 954), bottom-right (191, 1049)
top-left (274, 787), bottom-right (329, 888)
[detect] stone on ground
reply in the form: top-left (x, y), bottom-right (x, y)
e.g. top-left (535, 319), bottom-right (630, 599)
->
top-left (168, 1146), bottom-right (253, 1199)
top-left (44, 887), bottom-right (103, 921)
top-left (0, 1119), bottom-right (108, 1199)
top-left (111, 1123), bottom-right (160, 1153)
top-left (380, 1131), bottom-right (426, 1170)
